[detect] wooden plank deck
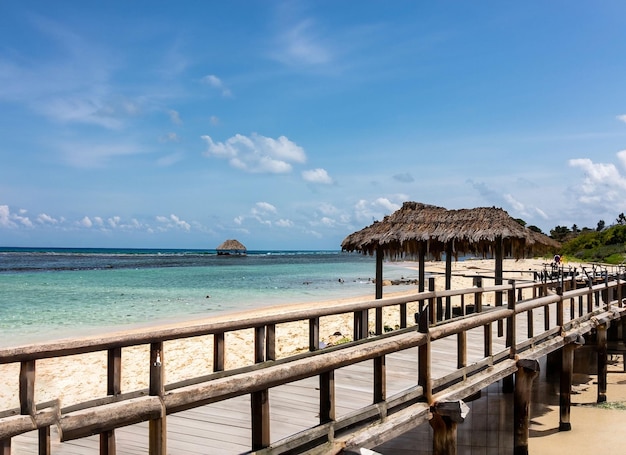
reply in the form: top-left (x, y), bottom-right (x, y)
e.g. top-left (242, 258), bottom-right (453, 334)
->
top-left (9, 300), bottom-right (592, 454)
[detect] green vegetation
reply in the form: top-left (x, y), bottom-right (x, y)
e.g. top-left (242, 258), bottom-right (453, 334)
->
top-left (545, 213), bottom-right (626, 265)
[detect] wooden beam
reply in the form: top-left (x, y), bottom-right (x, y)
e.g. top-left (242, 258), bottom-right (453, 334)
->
top-left (514, 359), bottom-right (540, 455)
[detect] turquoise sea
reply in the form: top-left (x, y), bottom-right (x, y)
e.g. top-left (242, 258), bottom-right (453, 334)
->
top-left (0, 247), bottom-right (418, 347)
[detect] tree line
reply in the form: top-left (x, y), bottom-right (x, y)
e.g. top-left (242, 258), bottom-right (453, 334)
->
top-left (519, 213), bottom-right (626, 264)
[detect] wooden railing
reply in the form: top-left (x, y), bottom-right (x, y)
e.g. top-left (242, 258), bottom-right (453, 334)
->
top-left (1, 273), bottom-right (625, 454)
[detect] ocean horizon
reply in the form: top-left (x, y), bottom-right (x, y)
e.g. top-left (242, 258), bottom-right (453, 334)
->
top-left (0, 247), bottom-right (419, 347)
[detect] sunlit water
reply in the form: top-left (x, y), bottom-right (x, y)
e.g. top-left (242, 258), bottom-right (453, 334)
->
top-left (0, 248), bottom-right (417, 345)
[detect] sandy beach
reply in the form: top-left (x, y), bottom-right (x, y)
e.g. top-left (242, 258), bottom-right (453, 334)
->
top-left (3, 256), bottom-right (625, 452)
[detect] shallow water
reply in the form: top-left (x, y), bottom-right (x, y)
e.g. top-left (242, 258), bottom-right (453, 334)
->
top-left (0, 248), bottom-right (417, 345)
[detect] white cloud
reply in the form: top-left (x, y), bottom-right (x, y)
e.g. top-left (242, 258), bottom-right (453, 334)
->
top-left (253, 202), bottom-right (278, 214)
top-left (80, 216), bottom-right (93, 228)
top-left (157, 152), bottom-right (184, 167)
top-left (617, 114), bottom-right (626, 124)
top-left (59, 142), bottom-right (144, 168)
top-left (276, 218), bottom-right (294, 227)
top-left (160, 132), bottom-right (180, 143)
top-left (317, 203), bottom-right (338, 216)
top-left (156, 214), bottom-right (191, 231)
top-left (354, 197), bottom-right (402, 223)
top-left (37, 213), bottom-right (59, 224)
top-left (302, 168), bottom-right (333, 184)
top-left (202, 133), bottom-right (306, 174)
top-left (108, 216), bottom-right (121, 228)
top-left (272, 19), bottom-right (332, 67)
top-left (169, 110), bottom-right (182, 125)
top-left (0, 206), bottom-right (33, 228)
top-left (569, 153), bottom-right (626, 211)
top-left (202, 74), bottom-right (232, 97)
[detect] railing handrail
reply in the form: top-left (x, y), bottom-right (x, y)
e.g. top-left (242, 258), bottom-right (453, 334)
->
top-left (1, 272), bottom-right (625, 454)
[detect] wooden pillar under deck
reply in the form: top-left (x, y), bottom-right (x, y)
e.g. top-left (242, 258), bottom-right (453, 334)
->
top-left (560, 344), bottom-right (575, 431)
top-left (430, 400), bottom-right (469, 455)
top-left (597, 323), bottom-right (608, 403)
top-left (514, 359), bottom-right (540, 455)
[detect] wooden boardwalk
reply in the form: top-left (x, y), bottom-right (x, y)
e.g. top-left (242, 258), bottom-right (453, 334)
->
top-left (4, 275), bottom-right (625, 455)
top-left (12, 326), bottom-right (510, 454)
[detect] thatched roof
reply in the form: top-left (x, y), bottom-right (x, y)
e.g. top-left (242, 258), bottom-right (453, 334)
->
top-left (341, 201), bottom-right (560, 260)
top-left (216, 239), bottom-right (247, 252)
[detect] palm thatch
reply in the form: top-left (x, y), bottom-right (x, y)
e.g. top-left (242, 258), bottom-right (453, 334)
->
top-left (216, 239), bottom-right (247, 255)
top-left (341, 201), bottom-right (559, 260)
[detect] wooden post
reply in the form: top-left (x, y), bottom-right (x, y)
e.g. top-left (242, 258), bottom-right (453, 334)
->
top-left (251, 389), bottom-right (270, 450)
top-left (597, 323), bottom-right (608, 403)
top-left (149, 342), bottom-right (166, 455)
top-left (266, 323), bottom-right (276, 361)
top-left (556, 286), bottom-right (564, 327)
top-left (1, 440), bottom-right (10, 455)
top-left (429, 277), bottom-right (436, 325)
top-left (309, 317), bottom-right (320, 351)
top-left (503, 280), bottom-right (516, 393)
top-left (101, 347), bottom-right (121, 454)
top-left (418, 306), bottom-right (431, 404)
top-left (319, 371), bottom-right (335, 424)
top-left (214, 332), bottom-right (225, 372)
top-left (374, 355), bottom-right (386, 404)
top-left (457, 329), bottom-right (466, 370)
top-left (252, 326), bottom-right (270, 450)
top-left (560, 343), bottom-right (576, 431)
top-left (514, 359), bottom-right (540, 455)
top-left (19, 360), bottom-right (35, 416)
top-left (255, 326), bottom-right (265, 363)
top-left (430, 400), bottom-right (469, 455)
top-left (39, 427), bottom-right (50, 455)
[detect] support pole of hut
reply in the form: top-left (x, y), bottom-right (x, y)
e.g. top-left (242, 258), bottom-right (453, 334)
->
top-left (430, 400), bottom-right (469, 455)
top-left (373, 246), bottom-right (386, 403)
top-left (442, 242), bottom-right (451, 320)
top-left (597, 322), bottom-right (608, 403)
top-left (418, 242), bottom-right (426, 317)
top-left (495, 235), bottom-right (504, 337)
top-left (514, 359), bottom-right (540, 455)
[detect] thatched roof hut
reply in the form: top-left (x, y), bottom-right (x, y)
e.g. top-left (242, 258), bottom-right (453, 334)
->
top-left (341, 201), bottom-right (560, 300)
top-left (216, 239), bottom-right (247, 256)
top-left (341, 201), bottom-right (558, 260)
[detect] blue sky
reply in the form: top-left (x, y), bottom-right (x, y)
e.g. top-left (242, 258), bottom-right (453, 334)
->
top-left (2, 1), bottom-right (626, 250)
